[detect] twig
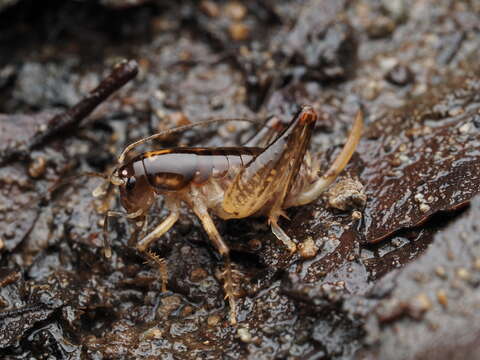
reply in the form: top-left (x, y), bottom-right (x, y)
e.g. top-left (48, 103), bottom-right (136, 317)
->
top-left (0, 59), bottom-right (138, 166)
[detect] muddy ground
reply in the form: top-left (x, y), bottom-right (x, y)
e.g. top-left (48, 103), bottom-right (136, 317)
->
top-left (0, 0), bottom-right (480, 359)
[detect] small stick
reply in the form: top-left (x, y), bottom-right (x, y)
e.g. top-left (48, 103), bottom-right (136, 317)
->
top-left (31, 59), bottom-right (139, 148)
top-left (0, 59), bottom-right (138, 166)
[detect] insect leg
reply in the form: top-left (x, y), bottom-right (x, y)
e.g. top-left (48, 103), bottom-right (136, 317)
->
top-left (136, 210), bottom-right (179, 252)
top-left (136, 203), bottom-right (179, 293)
top-left (144, 249), bottom-right (168, 293)
top-left (292, 110), bottom-right (364, 206)
top-left (191, 197), bottom-right (238, 325)
top-left (222, 106), bottom-right (318, 219)
top-left (269, 216), bottom-right (297, 253)
top-left (222, 106), bottom-right (318, 253)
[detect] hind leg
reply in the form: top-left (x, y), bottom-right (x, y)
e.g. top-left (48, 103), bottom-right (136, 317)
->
top-left (292, 110), bottom-right (364, 206)
top-left (222, 106), bottom-right (318, 252)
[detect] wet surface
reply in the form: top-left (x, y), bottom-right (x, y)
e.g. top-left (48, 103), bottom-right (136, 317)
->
top-left (0, 0), bottom-right (480, 359)
top-left (355, 196), bottom-right (480, 360)
top-left (359, 77), bottom-right (480, 243)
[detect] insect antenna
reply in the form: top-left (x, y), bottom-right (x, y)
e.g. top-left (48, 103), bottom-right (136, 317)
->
top-left (118, 117), bottom-right (262, 163)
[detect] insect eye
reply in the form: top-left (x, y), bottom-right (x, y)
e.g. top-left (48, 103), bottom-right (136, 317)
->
top-left (126, 177), bottom-right (136, 191)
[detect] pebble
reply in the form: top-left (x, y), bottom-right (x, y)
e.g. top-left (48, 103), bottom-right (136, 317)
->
top-left (474, 258), bottom-right (480, 271)
top-left (435, 266), bottom-right (446, 278)
top-left (298, 237), bottom-right (318, 259)
top-left (381, 0), bottom-right (408, 22)
top-left (207, 314), bottom-right (222, 326)
top-left (190, 268), bottom-right (208, 282)
top-left (229, 22), bottom-right (250, 41)
top-left (409, 293), bottom-right (432, 318)
top-left (200, 0), bottom-right (220, 17)
top-left (157, 295), bottom-right (182, 318)
top-left (365, 15), bottom-right (395, 39)
top-left (351, 210), bottom-right (362, 220)
top-left (238, 327), bottom-right (253, 343)
top-left (457, 268), bottom-right (470, 280)
top-left (419, 203), bottom-right (431, 213)
top-left (458, 122), bottom-right (471, 134)
top-left (28, 156), bottom-right (47, 178)
top-left (224, 1), bottom-right (247, 21)
top-left (436, 290), bottom-right (448, 308)
top-left (142, 327), bottom-right (163, 340)
top-left (385, 64), bottom-right (414, 86)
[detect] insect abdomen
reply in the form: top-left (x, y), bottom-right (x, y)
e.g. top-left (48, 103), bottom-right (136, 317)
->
top-left (139, 148), bottom-right (261, 191)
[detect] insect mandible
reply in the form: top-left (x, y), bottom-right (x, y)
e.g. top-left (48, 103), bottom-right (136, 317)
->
top-left (93, 105), bottom-right (363, 325)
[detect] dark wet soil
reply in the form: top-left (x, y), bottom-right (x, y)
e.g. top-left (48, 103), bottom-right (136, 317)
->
top-left (1, 1), bottom-right (480, 359)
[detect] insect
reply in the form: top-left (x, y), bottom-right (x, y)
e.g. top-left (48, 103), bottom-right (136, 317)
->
top-left (92, 105), bottom-right (363, 325)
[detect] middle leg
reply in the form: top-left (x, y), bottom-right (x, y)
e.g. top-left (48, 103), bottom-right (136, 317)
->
top-left (191, 196), bottom-right (239, 325)
top-left (136, 203), bottom-right (179, 293)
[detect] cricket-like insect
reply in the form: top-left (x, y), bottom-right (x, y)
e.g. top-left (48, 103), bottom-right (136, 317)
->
top-left (89, 105), bottom-right (363, 325)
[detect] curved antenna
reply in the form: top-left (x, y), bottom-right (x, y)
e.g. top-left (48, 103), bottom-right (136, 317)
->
top-left (118, 117), bottom-right (262, 164)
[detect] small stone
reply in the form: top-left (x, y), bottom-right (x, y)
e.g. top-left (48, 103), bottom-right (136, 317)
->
top-left (382, 0), bottom-right (408, 22)
top-left (472, 114), bottom-right (480, 129)
top-left (238, 327), bottom-right (252, 343)
top-left (457, 268), bottom-right (470, 280)
top-left (157, 295), bottom-right (182, 319)
top-left (362, 80), bottom-right (380, 101)
top-left (298, 237), bottom-right (318, 259)
top-left (435, 266), bottom-right (446, 278)
top-left (328, 177), bottom-right (367, 211)
top-left (419, 203), bottom-right (431, 213)
top-left (390, 157), bottom-right (402, 167)
top-left (365, 15), bottom-right (395, 39)
top-left (224, 1), bottom-right (247, 21)
top-left (248, 239), bottom-right (262, 251)
top-left (414, 193), bottom-right (424, 203)
top-left (351, 210), bottom-right (362, 220)
top-left (229, 22), bottom-right (250, 41)
top-left (385, 64), bottom-right (414, 86)
top-left (458, 122), bottom-right (471, 134)
top-left (408, 293), bottom-right (432, 319)
top-left (449, 107), bottom-right (464, 117)
top-left (168, 112), bottom-right (191, 127)
top-left (207, 314), bottom-right (221, 326)
top-left (181, 305), bottom-right (194, 317)
top-left (142, 327), bottom-right (163, 340)
top-left (226, 124), bottom-right (237, 133)
top-left (436, 290), bottom-right (448, 308)
top-left (28, 156), bottom-right (47, 178)
top-left (200, 0), bottom-right (220, 17)
top-left (474, 258), bottom-right (480, 271)
top-left (190, 267), bottom-right (208, 282)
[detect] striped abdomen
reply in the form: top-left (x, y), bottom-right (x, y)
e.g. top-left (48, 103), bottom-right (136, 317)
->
top-left (125, 147), bottom-right (262, 191)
